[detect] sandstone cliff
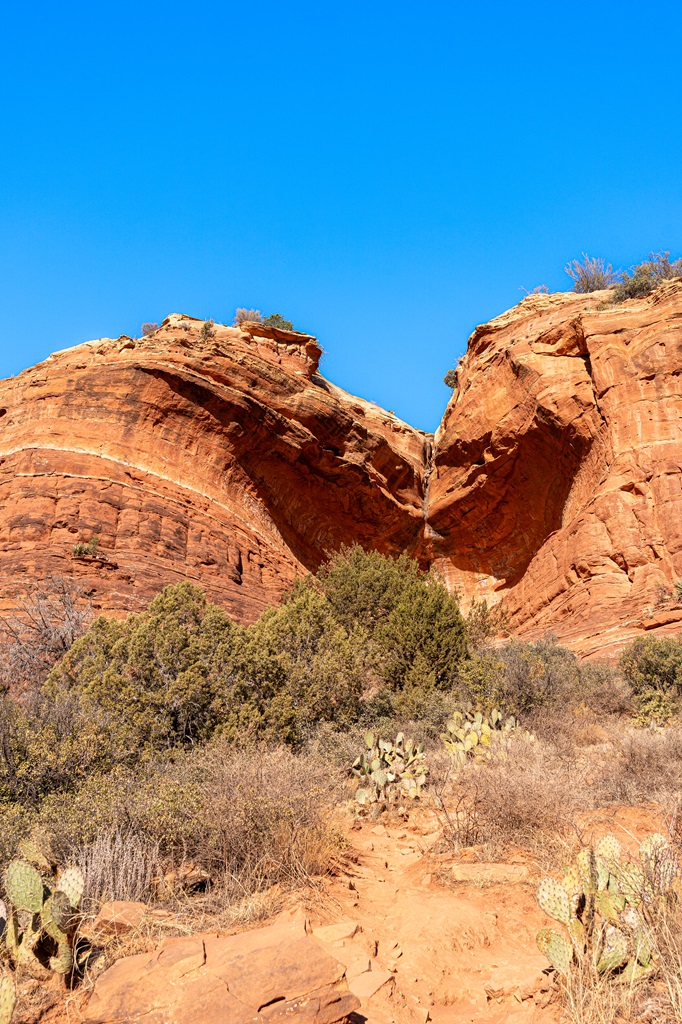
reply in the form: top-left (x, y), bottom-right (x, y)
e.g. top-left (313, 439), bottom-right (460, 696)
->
top-left (0, 316), bottom-right (427, 621)
top-left (1, 284), bottom-right (681, 657)
top-left (430, 280), bottom-right (682, 656)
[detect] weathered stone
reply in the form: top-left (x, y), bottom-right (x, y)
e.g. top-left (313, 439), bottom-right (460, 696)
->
top-left (3, 284), bottom-right (682, 659)
top-left (83, 900), bottom-right (147, 942)
top-left (430, 282), bottom-right (682, 657)
top-left (0, 314), bottom-right (426, 626)
top-left (347, 968), bottom-right (395, 1000)
top-left (83, 911), bottom-right (359, 1024)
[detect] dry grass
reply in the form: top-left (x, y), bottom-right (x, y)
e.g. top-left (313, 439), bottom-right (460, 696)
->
top-left (430, 735), bottom-right (584, 864)
top-left (76, 828), bottom-right (161, 907)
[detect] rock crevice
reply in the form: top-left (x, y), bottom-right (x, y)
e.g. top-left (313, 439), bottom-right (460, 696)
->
top-left (1, 288), bottom-right (681, 657)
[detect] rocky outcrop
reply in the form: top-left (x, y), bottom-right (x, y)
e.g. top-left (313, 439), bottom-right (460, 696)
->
top-left (1, 283), bottom-right (682, 656)
top-left (0, 315), bottom-right (426, 621)
top-left (429, 280), bottom-right (682, 656)
top-left (83, 909), bottom-right (359, 1024)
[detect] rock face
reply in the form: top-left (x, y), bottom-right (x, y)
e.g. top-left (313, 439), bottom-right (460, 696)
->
top-left (429, 281), bottom-right (682, 656)
top-left (1, 283), bottom-right (682, 656)
top-left (0, 315), bottom-right (426, 622)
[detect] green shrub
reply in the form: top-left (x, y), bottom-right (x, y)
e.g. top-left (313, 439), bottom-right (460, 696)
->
top-left (620, 636), bottom-right (682, 722)
top-left (613, 252), bottom-right (682, 302)
top-left (443, 369), bottom-right (457, 388)
top-left (199, 318), bottom-right (216, 340)
top-left (263, 313), bottom-right (294, 331)
top-left (565, 254), bottom-right (620, 293)
top-left (72, 536), bottom-right (99, 557)
top-left (0, 550), bottom-right (469, 806)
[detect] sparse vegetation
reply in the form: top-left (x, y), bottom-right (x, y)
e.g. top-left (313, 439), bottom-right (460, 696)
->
top-left (613, 251), bottom-right (682, 302)
top-left (443, 368), bottom-right (457, 388)
top-left (233, 308), bottom-right (263, 325)
top-left (199, 318), bottom-right (216, 340)
top-left (140, 322), bottom-right (159, 336)
top-left (565, 254), bottom-right (621, 293)
top-left (263, 313), bottom-right (294, 330)
top-left (4, 545), bottom-right (682, 1024)
top-left (72, 536), bottom-right (99, 558)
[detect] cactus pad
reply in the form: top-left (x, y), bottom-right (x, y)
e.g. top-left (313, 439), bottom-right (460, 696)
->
top-left (42, 892), bottom-right (75, 942)
top-left (56, 867), bottom-right (84, 910)
top-left (617, 861), bottom-right (644, 905)
top-left (596, 834), bottom-right (622, 869)
top-left (49, 942), bottom-right (74, 976)
top-left (17, 839), bottom-right (51, 873)
top-left (0, 973), bottom-right (16, 1024)
top-left (5, 860), bottom-right (44, 914)
top-left (576, 849), bottom-right (597, 893)
top-left (562, 865), bottom-right (582, 897)
top-left (536, 928), bottom-right (572, 972)
top-left (596, 926), bottom-right (628, 973)
top-left (536, 877), bottom-right (571, 925)
top-left (595, 890), bottom-right (624, 925)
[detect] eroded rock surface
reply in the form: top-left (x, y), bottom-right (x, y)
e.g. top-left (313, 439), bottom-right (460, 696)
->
top-left (83, 909), bottom-right (359, 1024)
top-left (2, 283), bottom-right (682, 656)
top-left (0, 316), bottom-right (426, 622)
top-left (430, 281), bottom-right (682, 655)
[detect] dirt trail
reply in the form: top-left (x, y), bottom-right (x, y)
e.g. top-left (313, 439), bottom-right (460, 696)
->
top-left (307, 814), bottom-right (560, 1024)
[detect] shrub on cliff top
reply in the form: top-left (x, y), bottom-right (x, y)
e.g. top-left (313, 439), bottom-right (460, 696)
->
top-left (263, 313), bottom-right (294, 331)
top-left (565, 254), bottom-right (620, 293)
top-left (613, 251), bottom-right (682, 302)
top-left (233, 307), bottom-right (263, 325)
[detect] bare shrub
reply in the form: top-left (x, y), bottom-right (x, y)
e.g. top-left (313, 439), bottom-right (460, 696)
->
top-left (433, 736), bottom-right (581, 861)
top-left (34, 743), bottom-right (344, 906)
top-left (140, 322), bottom-right (159, 336)
top-left (233, 308), bottom-right (263, 325)
top-left (565, 254), bottom-right (620, 293)
top-left (0, 576), bottom-right (91, 692)
top-left (76, 828), bottom-right (161, 906)
top-left (155, 743), bottom-right (344, 898)
top-left (594, 728), bottom-right (682, 805)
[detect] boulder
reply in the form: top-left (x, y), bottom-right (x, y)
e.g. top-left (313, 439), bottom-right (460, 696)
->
top-left (83, 910), bottom-right (359, 1024)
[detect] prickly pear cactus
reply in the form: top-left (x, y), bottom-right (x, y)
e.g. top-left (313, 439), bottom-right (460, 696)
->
top-left (353, 732), bottom-right (428, 809)
top-left (535, 832), bottom-right (677, 984)
top-left (441, 709), bottom-right (533, 767)
top-left (0, 972), bottom-right (16, 1024)
top-left (55, 867), bottom-right (84, 910)
top-left (1, 854), bottom-right (85, 986)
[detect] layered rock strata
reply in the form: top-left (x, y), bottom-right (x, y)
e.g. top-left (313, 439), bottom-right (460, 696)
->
top-left (0, 316), bottom-right (427, 620)
top-left (430, 281), bottom-right (682, 656)
top-left (1, 283), bottom-right (681, 657)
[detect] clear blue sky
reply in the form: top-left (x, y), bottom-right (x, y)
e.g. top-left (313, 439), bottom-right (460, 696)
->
top-left (1, 1), bottom-right (681, 432)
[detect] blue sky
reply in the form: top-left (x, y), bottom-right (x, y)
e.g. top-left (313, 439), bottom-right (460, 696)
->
top-left (1, 1), bottom-right (681, 431)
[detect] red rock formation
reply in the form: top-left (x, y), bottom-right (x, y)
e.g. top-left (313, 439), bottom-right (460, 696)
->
top-left (1, 283), bottom-right (681, 658)
top-left (429, 280), bottom-right (682, 656)
top-left (0, 315), bottom-right (427, 621)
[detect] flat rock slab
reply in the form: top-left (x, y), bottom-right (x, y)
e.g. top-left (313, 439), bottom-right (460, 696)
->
top-left (449, 863), bottom-right (530, 884)
top-left (83, 911), bottom-right (359, 1024)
